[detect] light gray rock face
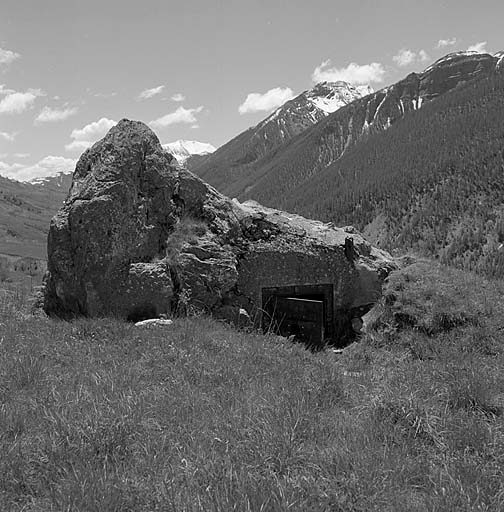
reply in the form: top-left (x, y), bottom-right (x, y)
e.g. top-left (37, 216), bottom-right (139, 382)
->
top-left (44, 119), bottom-right (239, 320)
top-left (44, 119), bottom-right (395, 343)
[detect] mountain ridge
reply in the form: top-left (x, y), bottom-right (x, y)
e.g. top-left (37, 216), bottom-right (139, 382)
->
top-left (192, 80), bottom-right (372, 193)
top-left (193, 51), bottom-right (502, 202)
top-left (163, 139), bottom-right (216, 165)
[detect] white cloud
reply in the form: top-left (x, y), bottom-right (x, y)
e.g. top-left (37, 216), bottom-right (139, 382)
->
top-left (13, 153), bottom-right (29, 158)
top-left (312, 60), bottom-right (385, 85)
top-left (393, 49), bottom-right (416, 67)
top-left (238, 87), bottom-right (294, 114)
top-left (137, 85), bottom-right (165, 100)
top-left (0, 155), bottom-right (77, 181)
top-left (393, 48), bottom-right (430, 67)
top-left (0, 88), bottom-right (44, 114)
top-left (149, 106), bottom-right (204, 129)
top-left (35, 106), bottom-right (78, 123)
top-left (0, 85), bottom-right (15, 95)
top-left (467, 41), bottom-right (487, 53)
top-left (437, 38), bottom-right (457, 49)
top-left (418, 50), bottom-right (430, 62)
top-left (0, 47), bottom-right (21, 67)
top-left (65, 140), bottom-right (92, 152)
top-left (0, 161), bottom-right (23, 175)
top-left (93, 91), bottom-right (117, 98)
top-left (65, 117), bottom-right (116, 152)
top-left (171, 93), bottom-right (185, 102)
top-left (0, 131), bottom-right (16, 141)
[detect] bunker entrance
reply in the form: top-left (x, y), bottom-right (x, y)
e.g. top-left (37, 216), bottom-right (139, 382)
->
top-left (262, 285), bottom-right (333, 349)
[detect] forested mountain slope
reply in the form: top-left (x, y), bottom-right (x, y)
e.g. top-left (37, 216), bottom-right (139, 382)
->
top-left (277, 71), bottom-right (504, 277)
top-left (192, 81), bottom-right (372, 197)
top-left (234, 51), bottom-right (502, 205)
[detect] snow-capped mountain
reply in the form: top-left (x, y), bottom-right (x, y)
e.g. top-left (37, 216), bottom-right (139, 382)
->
top-left (304, 81), bottom-right (373, 115)
top-left (163, 140), bottom-right (216, 165)
top-left (232, 50), bottom-right (504, 206)
top-left (193, 51), bottom-right (502, 201)
top-left (30, 171), bottom-right (73, 189)
top-left (192, 81), bottom-right (372, 192)
top-left (255, 81), bottom-right (373, 135)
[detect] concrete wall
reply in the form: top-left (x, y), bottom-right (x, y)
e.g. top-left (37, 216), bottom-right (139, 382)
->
top-left (236, 245), bottom-right (362, 343)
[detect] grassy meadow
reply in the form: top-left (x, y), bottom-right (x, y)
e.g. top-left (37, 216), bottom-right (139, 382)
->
top-left (1, 260), bottom-right (504, 511)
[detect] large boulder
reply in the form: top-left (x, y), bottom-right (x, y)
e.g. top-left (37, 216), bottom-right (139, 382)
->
top-left (44, 119), bottom-right (395, 344)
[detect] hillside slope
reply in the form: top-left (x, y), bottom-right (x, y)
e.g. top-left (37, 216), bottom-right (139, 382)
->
top-left (0, 174), bottom-right (70, 260)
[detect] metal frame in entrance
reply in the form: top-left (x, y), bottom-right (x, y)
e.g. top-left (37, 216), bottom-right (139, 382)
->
top-left (261, 284), bottom-right (334, 346)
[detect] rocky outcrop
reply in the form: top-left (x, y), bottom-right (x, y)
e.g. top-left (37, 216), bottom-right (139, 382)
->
top-left (44, 119), bottom-right (394, 344)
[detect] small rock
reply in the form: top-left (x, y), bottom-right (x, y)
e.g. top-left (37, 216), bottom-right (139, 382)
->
top-left (343, 370), bottom-right (363, 377)
top-left (134, 318), bottom-right (173, 327)
top-left (238, 308), bottom-right (251, 325)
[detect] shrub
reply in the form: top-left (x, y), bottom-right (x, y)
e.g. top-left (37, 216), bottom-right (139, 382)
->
top-left (164, 215), bottom-right (208, 266)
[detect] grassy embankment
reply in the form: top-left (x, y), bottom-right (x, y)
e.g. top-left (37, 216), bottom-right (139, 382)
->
top-left (1, 259), bottom-right (504, 511)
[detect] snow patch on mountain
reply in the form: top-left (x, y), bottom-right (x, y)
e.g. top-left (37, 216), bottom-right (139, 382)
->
top-left (306, 81), bottom-right (374, 114)
top-left (423, 51), bottom-right (490, 72)
top-left (30, 171), bottom-right (72, 187)
top-left (356, 85), bottom-right (374, 97)
top-left (255, 81), bottom-right (372, 133)
top-left (495, 51), bottom-right (504, 69)
top-left (163, 140), bottom-right (216, 164)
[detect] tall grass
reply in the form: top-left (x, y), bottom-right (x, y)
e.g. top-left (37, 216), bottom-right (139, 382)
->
top-left (1, 260), bottom-right (504, 510)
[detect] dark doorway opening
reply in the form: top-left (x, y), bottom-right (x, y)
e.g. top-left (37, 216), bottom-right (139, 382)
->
top-left (126, 303), bottom-right (157, 323)
top-left (262, 284), bottom-right (333, 349)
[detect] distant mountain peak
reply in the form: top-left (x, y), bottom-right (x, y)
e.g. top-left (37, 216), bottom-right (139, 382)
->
top-left (192, 79), bottom-right (374, 194)
top-left (304, 81), bottom-right (373, 114)
top-left (308, 80), bottom-right (373, 95)
top-left (163, 140), bottom-right (216, 164)
top-left (256, 80), bottom-right (372, 132)
top-left (423, 50), bottom-right (492, 72)
top-left (30, 170), bottom-right (72, 188)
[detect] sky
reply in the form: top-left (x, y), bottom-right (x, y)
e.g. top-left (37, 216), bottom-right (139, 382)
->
top-left (0, 0), bottom-right (503, 181)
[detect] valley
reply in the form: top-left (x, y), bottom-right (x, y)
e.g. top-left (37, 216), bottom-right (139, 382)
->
top-left (4, 51), bottom-right (504, 285)
top-left (2, 3), bottom-right (504, 508)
